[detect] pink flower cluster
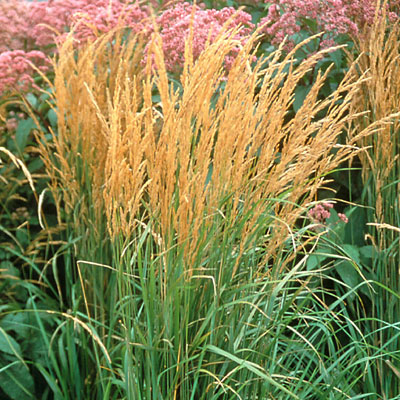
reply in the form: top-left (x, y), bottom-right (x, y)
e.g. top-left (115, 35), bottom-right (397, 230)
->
top-left (0, 0), bottom-right (31, 53)
top-left (0, 110), bottom-right (26, 135)
top-left (260, 0), bottom-right (400, 50)
top-left (151, 2), bottom-right (255, 72)
top-left (0, 0), bottom-right (257, 95)
top-left (28, 0), bottom-right (149, 46)
top-left (0, 50), bottom-right (50, 95)
top-left (0, 0), bottom-right (150, 96)
top-left (308, 202), bottom-right (348, 226)
top-left (0, 0), bottom-right (150, 50)
top-left (309, 202), bottom-right (334, 224)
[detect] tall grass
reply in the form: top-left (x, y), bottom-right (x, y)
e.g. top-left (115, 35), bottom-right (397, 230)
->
top-left (25, 22), bottom-right (386, 398)
top-left (38, 26), bottom-right (372, 255)
top-left (347, 4), bottom-right (400, 396)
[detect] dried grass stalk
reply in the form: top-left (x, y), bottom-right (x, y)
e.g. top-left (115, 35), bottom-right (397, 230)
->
top-left (346, 3), bottom-right (400, 392)
top-left (347, 2), bottom-right (400, 225)
top-left (39, 24), bottom-right (374, 268)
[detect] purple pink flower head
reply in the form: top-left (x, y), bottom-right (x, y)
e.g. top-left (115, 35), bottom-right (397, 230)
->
top-left (337, 213), bottom-right (349, 223)
top-left (28, 0), bottom-right (150, 46)
top-left (259, 0), bottom-right (400, 51)
top-left (0, 50), bottom-right (50, 95)
top-left (0, 0), bottom-right (31, 53)
top-left (0, 0), bottom-right (256, 95)
top-left (147, 2), bottom-right (255, 73)
top-left (308, 202), bottom-right (349, 228)
top-left (308, 202), bottom-right (334, 224)
top-left (0, 0), bottom-right (151, 96)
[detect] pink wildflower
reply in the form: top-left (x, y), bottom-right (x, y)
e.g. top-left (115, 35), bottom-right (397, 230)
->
top-left (259, 0), bottom-right (400, 51)
top-left (308, 202), bottom-right (334, 224)
top-left (148, 2), bottom-right (255, 73)
top-left (0, 0), bottom-right (150, 98)
top-left (0, 0), bottom-right (31, 52)
top-left (27, 0), bottom-right (149, 47)
top-left (0, 50), bottom-right (49, 95)
top-left (5, 117), bottom-right (18, 132)
top-left (308, 202), bottom-right (349, 230)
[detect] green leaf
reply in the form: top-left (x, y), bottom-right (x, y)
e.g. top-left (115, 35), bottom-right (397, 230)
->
top-left (47, 108), bottom-right (57, 127)
top-left (328, 49), bottom-right (343, 68)
top-left (335, 259), bottom-right (361, 289)
top-left (28, 157), bottom-right (44, 173)
top-left (15, 118), bottom-right (37, 152)
top-left (301, 17), bottom-right (318, 32)
top-left (307, 254), bottom-right (328, 270)
top-left (16, 228), bottom-right (29, 248)
top-left (250, 9), bottom-right (263, 24)
top-left (0, 261), bottom-right (19, 278)
top-left (0, 357), bottom-right (35, 400)
top-left (326, 208), bottom-right (340, 224)
top-left (25, 93), bottom-right (38, 109)
top-left (293, 85), bottom-right (311, 112)
top-left (0, 313), bottom-right (31, 339)
top-left (344, 206), bottom-right (367, 247)
top-left (359, 245), bottom-right (375, 259)
top-left (0, 328), bottom-right (22, 356)
top-left (342, 244), bottom-right (361, 264)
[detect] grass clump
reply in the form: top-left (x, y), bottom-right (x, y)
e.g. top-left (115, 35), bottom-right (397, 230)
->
top-left (39, 26), bottom-right (372, 257)
top-left (1, 19), bottom-right (394, 399)
top-left (346, 5), bottom-right (400, 396)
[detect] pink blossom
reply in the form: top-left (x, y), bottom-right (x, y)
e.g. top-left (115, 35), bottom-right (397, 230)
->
top-left (27, 0), bottom-right (149, 46)
top-left (0, 0), bottom-right (149, 96)
top-left (338, 213), bottom-right (349, 223)
top-left (308, 202), bottom-right (333, 224)
top-left (308, 202), bottom-right (349, 227)
top-left (0, 1), bottom-right (150, 52)
top-left (147, 2), bottom-right (255, 73)
top-left (259, 0), bottom-right (400, 50)
top-left (0, 0), bottom-right (32, 52)
top-left (0, 50), bottom-right (49, 95)
top-left (5, 117), bottom-right (18, 132)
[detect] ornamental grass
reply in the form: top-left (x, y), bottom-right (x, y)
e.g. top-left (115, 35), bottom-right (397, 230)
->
top-left (38, 25), bottom-right (374, 263)
top-left (26, 21), bottom-right (387, 398)
top-left (347, 4), bottom-right (400, 395)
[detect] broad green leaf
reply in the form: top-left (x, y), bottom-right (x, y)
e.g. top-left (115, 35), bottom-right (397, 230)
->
top-left (307, 254), bottom-right (328, 270)
top-left (329, 48), bottom-right (343, 68)
top-left (151, 93), bottom-right (161, 103)
top-left (0, 328), bottom-right (22, 356)
top-left (0, 260), bottom-right (19, 278)
top-left (293, 85), bottom-right (311, 112)
top-left (335, 259), bottom-right (361, 289)
top-left (28, 157), bottom-right (44, 173)
top-left (15, 118), bottom-right (37, 151)
top-left (0, 357), bottom-right (34, 400)
top-left (47, 108), bottom-right (58, 127)
top-left (342, 244), bottom-right (361, 264)
top-left (0, 313), bottom-right (31, 339)
top-left (344, 206), bottom-right (366, 247)
top-left (16, 228), bottom-right (29, 247)
top-left (359, 245), bottom-right (375, 259)
top-left (25, 93), bottom-right (38, 109)
top-left (301, 17), bottom-right (318, 32)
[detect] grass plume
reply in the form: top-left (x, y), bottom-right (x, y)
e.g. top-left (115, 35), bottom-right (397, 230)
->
top-left (30, 21), bottom-right (388, 398)
top-left (347, 2), bottom-right (400, 395)
top-left (38, 26), bottom-right (375, 266)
